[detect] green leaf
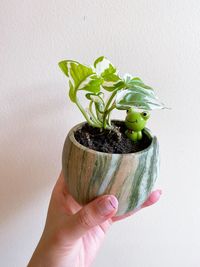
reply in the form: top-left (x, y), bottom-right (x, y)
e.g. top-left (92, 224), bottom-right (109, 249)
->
top-left (86, 92), bottom-right (105, 122)
top-left (94, 56), bottom-right (122, 91)
top-left (124, 74), bottom-right (153, 90)
top-left (85, 92), bottom-right (103, 100)
top-left (58, 60), bottom-right (79, 76)
top-left (81, 74), bottom-right (103, 93)
top-left (69, 80), bottom-right (76, 102)
top-left (86, 92), bottom-right (105, 113)
top-left (94, 56), bottom-right (105, 68)
top-left (115, 87), bottom-right (165, 110)
top-left (102, 80), bottom-right (125, 92)
top-left (58, 60), bottom-right (103, 102)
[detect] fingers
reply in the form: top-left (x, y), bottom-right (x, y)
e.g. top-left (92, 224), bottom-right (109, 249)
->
top-left (112, 189), bottom-right (162, 222)
top-left (51, 171), bottom-right (82, 214)
top-left (141, 189), bottom-right (162, 208)
top-left (67, 195), bottom-right (118, 241)
top-left (112, 210), bottom-right (135, 222)
top-left (52, 171), bottom-right (67, 194)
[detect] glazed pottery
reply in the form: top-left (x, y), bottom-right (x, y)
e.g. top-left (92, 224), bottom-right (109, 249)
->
top-left (62, 121), bottom-right (159, 216)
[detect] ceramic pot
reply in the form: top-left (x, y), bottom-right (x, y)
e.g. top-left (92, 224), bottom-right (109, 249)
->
top-left (62, 121), bottom-right (159, 216)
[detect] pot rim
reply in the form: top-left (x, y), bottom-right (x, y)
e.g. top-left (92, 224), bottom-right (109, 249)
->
top-left (67, 120), bottom-right (157, 156)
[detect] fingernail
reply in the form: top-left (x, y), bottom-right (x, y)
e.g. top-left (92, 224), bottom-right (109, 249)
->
top-left (97, 196), bottom-right (118, 216)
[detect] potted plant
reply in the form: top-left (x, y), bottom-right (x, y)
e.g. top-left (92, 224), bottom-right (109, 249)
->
top-left (59, 56), bottom-right (165, 216)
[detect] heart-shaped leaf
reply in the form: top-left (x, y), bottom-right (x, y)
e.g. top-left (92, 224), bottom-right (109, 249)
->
top-left (115, 87), bottom-right (165, 110)
top-left (94, 56), bottom-right (123, 91)
top-left (124, 74), bottom-right (153, 90)
top-left (59, 60), bottom-right (103, 102)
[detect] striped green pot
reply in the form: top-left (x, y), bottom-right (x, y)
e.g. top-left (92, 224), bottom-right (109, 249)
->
top-left (62, 121), bottom-right (159, 216)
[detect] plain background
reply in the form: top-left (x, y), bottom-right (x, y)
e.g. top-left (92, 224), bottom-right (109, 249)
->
top-left (1, 1), bottom-right (200, 266)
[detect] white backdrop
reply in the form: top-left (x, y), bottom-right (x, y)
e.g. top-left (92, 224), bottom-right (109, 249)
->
top-left (1, 1), bottom-right (200, 266)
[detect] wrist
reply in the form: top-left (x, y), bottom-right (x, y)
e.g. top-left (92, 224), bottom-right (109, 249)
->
top-left (28, 237), bottom-right (49, 267)
top-left (28, 233), bottom-right (78, 267)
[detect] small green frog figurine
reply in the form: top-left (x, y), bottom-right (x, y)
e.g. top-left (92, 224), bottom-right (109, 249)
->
top-left (125, 108), bottom-right (150, 142)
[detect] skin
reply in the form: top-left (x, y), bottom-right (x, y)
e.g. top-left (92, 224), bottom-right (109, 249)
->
top-left (125, 109), bottom-right (150, 142)
top-left (28, 171), bottom-right (161, 267)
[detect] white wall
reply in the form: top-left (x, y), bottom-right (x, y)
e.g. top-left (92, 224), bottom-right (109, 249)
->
top-left (1, 0), bottom-right (200, 266)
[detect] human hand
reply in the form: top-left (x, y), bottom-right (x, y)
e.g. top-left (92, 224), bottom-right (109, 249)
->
top-left (28, 172), bottom-right (161, 267)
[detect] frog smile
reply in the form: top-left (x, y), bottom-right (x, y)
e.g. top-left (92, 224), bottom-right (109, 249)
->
top-left (126, 119), bottom-right (138, 123)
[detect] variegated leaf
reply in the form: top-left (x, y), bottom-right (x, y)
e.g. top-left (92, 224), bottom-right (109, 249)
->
top-left (59, 60), bottom-right (103, 102)
top-left (115, 87), bottom-right (165, 110)
top-left (94, 56), bottom-right (123, 91)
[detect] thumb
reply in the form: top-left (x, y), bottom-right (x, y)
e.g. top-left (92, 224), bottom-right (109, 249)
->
top-left (68, 195), bottom-right (118, 240)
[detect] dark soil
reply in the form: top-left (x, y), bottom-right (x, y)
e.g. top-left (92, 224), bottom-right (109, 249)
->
top-left (74, 121), bottom-right (152, 154)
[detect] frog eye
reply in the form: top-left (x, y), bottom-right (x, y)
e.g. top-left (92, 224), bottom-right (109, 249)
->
top-left (142, 111), bottom-right (149, 118)
top-left (126, 108), bottom-right (133, 113)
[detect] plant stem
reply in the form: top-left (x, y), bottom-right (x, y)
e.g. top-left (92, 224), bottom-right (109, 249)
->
top-left (75, 97), bottom-right (101, 128)
top-left (89, 101), bottom-right (102, 127)
top-left (103, 89), bottom-right (118, 129)
top-left (107, 104), bottom-right (116, 127)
